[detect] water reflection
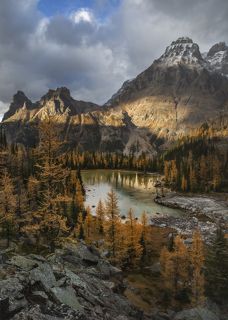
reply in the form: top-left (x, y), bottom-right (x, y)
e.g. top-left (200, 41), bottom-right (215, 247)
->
top-left (82, 170), bottom-right (183, 218)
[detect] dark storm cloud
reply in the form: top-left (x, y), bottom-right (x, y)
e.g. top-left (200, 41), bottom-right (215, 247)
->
top-left (0, 0), bottom-right (227, 116)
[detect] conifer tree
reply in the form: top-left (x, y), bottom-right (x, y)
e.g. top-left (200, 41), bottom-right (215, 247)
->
top-left (22, 114), bottom-right (69, 250)
top-left (75, 212), bottom-right (85, 240)
top-left (123, 209), bottom-right (142, 268)
top-left (206, 227), bottom-right (228, 303)
top-left (0, 170), bottom-right (17, 247)
top-left (84, 206), bottom-right (94, 241)
top-left (181, 175), bottom-right (188, 191)
top-left (160, 246), bottom-right (175, 294)
top-left (160, 235), bottom-right (190, 304)
top-left (212, 156), bottom-right (221, 191)
top-left (190, 230), bottom-right (205, 306)
top-left (139, 211), bottom-right (149, 263)
top-left (96, 199), bottom-right (105, 235)
top-left (104, 189), bottom-right (122, 263)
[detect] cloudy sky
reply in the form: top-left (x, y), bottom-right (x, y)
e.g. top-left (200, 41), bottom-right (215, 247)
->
top-left (0, 0), bottom-right (227, 115)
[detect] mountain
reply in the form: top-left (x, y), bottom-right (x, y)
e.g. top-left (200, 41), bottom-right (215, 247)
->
top-left (206, 42), bottom-right (228, 76)
top-left (2, 37), bottom-right (228, 155)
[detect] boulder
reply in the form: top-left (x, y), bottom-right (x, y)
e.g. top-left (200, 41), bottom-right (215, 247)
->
top-left (174, 307), bottom-right (220, 320)
top-left (62, 243), bottom-right (99, 265)
top-left (97, 260), bottom-right (122, 279)
top-left (31, 291), bottom-right (49, 304)
top-left (0, 277), bottom-right (24, 299)
top-left (50, 286), bottom-right (82, 312)
top-left (102, 280), bottom-right (116, 290)
top-left (76, 243), bottom-right (99, 264)
top-left (30, 263), bottom-right (57, 291)
top-left (28, 254), bottom-right (47, 263)
top-left (65, 269), bottom-right (87, 290)
top-left (8, 255), bottom-right (38, 271)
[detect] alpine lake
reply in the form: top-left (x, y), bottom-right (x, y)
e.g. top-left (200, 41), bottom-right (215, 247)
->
top-left (81, 169), bottom-right (184, 218)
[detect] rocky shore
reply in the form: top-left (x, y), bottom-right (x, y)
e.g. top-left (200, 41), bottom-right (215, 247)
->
top-left (153, 194), bottom-right (228, 242)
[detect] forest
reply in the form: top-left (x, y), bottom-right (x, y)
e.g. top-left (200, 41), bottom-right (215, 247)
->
top-left (0, 115), bottom-right (228, 314)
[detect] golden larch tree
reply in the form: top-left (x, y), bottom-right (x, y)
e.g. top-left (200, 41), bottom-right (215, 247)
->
top-left (190, 230), bottom-right (205, 306)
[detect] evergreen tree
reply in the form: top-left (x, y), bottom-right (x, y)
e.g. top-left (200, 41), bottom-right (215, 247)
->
top-left (96, 199), bottom-right (105, 235)
top-left (0, 170), bottom-right (17, 247)
top-left (75, 212), bottom-right (85, 240)
top-left (139, 211), bottom-right (149, 264)
top-left (104, 189), bottom-right (122, 263)
top-left (123, 209), bottom-right (142, 268)
top-left (190, 230), bottom-right (205, 306)
top-left (206, 227), bottom-right (228, 303)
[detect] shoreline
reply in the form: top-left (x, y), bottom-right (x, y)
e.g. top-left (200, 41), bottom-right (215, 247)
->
top-left (152, 193), bottom-right (228, 243)
top-left (154, 193), bottom-right (228, 219)
top-left (81, 168), bottom-right (162, 176)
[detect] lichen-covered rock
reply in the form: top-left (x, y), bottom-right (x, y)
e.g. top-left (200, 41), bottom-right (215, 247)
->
top-left (0, 243), bottom-right (145, 320)
top-left (30, 263), bottom-right (57, 291)
top-left (174, 307), bottom-right (220, 320)
top-left (8, 255), bottom-right (38, 271)
top-left (50, 286), bottom-right (82, 312)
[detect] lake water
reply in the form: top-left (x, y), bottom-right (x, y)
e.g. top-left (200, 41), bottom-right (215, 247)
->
top-left (82, 170), bottom-right (184, 218)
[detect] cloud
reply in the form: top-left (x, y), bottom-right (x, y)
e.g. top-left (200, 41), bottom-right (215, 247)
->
top-left (0, 0), bottom-right (227, 115)
top-left (71, 8), bottom-right (94, 24)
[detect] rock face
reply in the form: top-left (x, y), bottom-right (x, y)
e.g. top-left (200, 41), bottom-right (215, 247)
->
top-left (2, 37), bottom-right (228, 154)
top-left (157, 37), bottom-right (204, 66)
top-left (206, 42), bottom-right (228, 76)
top-left (0, 242), bottom-right (145, 320)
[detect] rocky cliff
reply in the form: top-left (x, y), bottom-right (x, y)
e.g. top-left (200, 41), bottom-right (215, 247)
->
top-left (2, 37), bottom-right (228, 155)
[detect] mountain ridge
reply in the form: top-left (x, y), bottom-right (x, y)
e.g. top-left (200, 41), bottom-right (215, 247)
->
top-left (2, 37), bottom-right (228, 155)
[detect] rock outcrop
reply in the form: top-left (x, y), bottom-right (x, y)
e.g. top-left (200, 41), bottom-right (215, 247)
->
top-left (0, 242), bottom-right (145, 320)
top-left (206, 42), bottom-right (228, 76)
top-left (0, 242), bottom-right (225, 320)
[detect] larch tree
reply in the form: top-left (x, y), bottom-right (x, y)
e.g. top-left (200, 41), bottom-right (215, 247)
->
top-left (212, 156), bottom-right (221, 191)
top-left (160, 235), bottom-right (190, 305)
top-left (22, 114), bottom-right (69, 250)
top-left (0, 170), bottom-right (17, 247)
top-left (75, 212), bottom-right (85, 240)
top-left (205, 227), bottom-right (228, 303)
top-left (190, 230), bottom-right (205, 306)
top-left (122, 209), bottom-right (142, 268)
top-left (95, 199), bottom-right (105, 235)
top-left (104, 189), bottom-right (122, 263)
top-left (84, 206), bottom-right (94, 241)
top-left (160, 247), bottom-right (175, 296)
top-left (139, 211), bottom-right (149, 264)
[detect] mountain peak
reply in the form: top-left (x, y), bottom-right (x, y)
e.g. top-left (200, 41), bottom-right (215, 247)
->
top-left (171, 37), bottom-right (193, 45)
top-left (207, 42), bottom-right (227, 57)
top-left (41, 87), bottom-right (71, 102)
top-left (206, 42), bottom-right (228, 76)
top-left (13, 90), bottom-right (29, 103)
top-left (3, 91), bottom-right (33, 121)
top-left (158, 37), bottom-right (203, 67)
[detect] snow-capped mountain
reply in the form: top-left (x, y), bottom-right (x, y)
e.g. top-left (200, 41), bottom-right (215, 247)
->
top-left (2, 37), bottom-right (228, 155)
top-left (206, 42), bottom-right (228, 76)
top-left (157, 37), bottom-right (204, 67)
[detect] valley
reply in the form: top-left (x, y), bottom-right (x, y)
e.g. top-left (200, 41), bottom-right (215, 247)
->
top-left (0, 36), bottom-right (228, 320)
